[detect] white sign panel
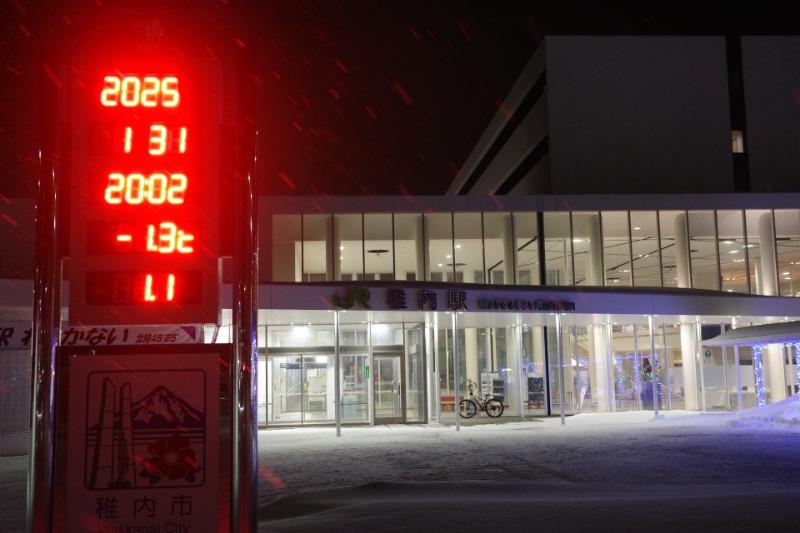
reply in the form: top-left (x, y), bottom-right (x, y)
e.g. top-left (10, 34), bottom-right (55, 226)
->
top-left (54, 347), bottom-right (229, 532)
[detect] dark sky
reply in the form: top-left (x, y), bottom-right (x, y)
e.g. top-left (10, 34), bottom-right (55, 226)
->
top-left (2, 1), bottom-right (800, 199)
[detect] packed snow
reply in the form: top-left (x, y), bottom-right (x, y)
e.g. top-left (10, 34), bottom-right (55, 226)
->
top-left (4, 398), bottom-right (800, 531)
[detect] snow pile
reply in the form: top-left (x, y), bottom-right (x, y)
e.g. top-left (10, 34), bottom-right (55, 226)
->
top-left (728, 393), bottom-right (800, 427)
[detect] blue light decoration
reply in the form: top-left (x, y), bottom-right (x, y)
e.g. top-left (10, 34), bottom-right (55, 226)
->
top-left (753, 344), bottom-right (765, 407)
top-left (794, 343), bottom-right (800, 399)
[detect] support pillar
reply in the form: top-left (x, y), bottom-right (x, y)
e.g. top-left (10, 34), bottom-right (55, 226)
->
top-left (674, 213), bottom-right (690, 288)
top-left (680, 323), bottom-right (700, 410)
top-left (588, 324), bottom-right (610, 412)
top-left (758, 212), bottom-right (778, 296)
top-left (765, 344), bottom-right (787, 402)
top-left (586, 214), bottom-right (603, 286)
top-left (502, 214), bottom-right (515, 284)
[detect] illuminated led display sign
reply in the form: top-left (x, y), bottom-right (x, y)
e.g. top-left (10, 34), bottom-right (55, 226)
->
top-left (69, 60), bottom-right (221, 325)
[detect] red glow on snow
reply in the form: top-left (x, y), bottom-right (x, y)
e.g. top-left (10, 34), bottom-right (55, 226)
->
top-left (259, 466), bottom-right (286, 490)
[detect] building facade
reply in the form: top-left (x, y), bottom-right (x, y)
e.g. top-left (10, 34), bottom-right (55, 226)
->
top-left (4, 35), bottom-right (800, 453)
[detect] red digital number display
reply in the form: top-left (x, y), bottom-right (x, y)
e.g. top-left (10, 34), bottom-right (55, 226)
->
top-left (86, 271), bottom-right (202, 305)
top-left (69, 61), bottom-right (220, 325)
top-left (100, 75), bottom-right (180, 107)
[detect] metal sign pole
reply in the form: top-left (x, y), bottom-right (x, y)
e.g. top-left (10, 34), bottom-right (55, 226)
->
top-left (27, 60), bottom-right (63, 533)
top-left (231, 51), bottom-right (259, 532)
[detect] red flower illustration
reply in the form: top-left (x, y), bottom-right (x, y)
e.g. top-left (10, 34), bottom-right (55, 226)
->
top-left (139, 433), bottom-right (201, 484)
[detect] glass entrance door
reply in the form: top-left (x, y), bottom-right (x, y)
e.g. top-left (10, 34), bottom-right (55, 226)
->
top-left (268, 354), bottom-right (335, 426)
top-left (374, 355), bottom-right (404, 424)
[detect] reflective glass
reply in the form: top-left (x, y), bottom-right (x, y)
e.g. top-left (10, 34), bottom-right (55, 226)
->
top-left (364, 213), bottom-right (394, 281)
top-left (334, 214), bottom-right (363, 281)
top-left (272, 214), bottom-right (301, 282)
top-left (483, 213), bottom-right (513, 284)
top-left (453, 212), bottom-right (484, 283)
top-left (716, 210), bottom-right (749, 293)
top-left (543, 212), bottom-right (573, 286)
top-left (513, 212), bottom-right (540, 286)
top-left (688, 211), bottom-right (720, 290)
top-left (302, 214), bottom-right (331, 282)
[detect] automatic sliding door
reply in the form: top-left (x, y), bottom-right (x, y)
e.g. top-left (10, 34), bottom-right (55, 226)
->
top-left (268, 355), bottom-right (334, 426)
top-left (374, 355), bottom-right (404, 424)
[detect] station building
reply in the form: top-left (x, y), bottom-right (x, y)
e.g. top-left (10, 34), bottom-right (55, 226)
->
top-left (3, 35), bottom-right (800, 452)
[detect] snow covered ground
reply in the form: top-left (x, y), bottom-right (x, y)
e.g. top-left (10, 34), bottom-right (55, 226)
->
top-left (4, 398), bottom-right (800, 531)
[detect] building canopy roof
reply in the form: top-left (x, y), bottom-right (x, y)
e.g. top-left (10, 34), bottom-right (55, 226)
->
top-left (704, 321), bottom-right (800, 347)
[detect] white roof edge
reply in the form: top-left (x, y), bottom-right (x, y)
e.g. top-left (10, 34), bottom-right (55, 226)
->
top-left (704, 321), bottom-right (800, 346)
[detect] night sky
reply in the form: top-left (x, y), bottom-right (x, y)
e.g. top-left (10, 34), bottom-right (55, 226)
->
top-left (2, 1), bottom-right (800, 199)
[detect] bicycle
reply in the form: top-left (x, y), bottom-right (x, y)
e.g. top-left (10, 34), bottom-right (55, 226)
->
top-left (459, 393), bottom-right (504, 418)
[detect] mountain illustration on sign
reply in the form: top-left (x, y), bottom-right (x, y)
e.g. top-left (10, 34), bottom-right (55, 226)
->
top-left (130, 385), bottom-right (205, 430)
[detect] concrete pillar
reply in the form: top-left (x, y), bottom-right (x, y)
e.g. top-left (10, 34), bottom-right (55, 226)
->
top-left (680, 323), bottom-right (699, 410)
top-left (294, 241), bottom-right (302, 282)
top-left (765, 344), bottom-right (787, 402)
top-left (502, 214), bottom-right (515, 285)
top-left (332, 217), bottom-right (341, 281)
top-left (462, 269), bottom-right (479, 392)
top-left (417, 216), bottom-right (427, 281)
top-left (588, 324), bottom-right (610, 412)
top-left (587, 215), bottom-right (603, 286)
top-left (758, 212), bottom-right (778, 296)
top-left (754, 260), bottom-right (763, 295)
top-left (324, 216), bottom-right (334, 281)
top-left (674, 213), bottom-right (690, 288)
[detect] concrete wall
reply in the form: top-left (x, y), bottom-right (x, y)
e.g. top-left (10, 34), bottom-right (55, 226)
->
top-left (546, 36), bottom-right (734, 194)
top-left (742, 37), bottom-right (800, 192)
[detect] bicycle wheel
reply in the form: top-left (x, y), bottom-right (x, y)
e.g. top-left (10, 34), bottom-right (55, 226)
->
top-left (459, 399), bottom-right (477, 418)
top-left (485, 398), bottom-right (504, 418)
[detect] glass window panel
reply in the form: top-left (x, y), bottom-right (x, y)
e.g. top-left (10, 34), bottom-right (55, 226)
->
top-left (513, 212), bottom-right (540, 286)
top-left (334, 214), bottom-right (363, 281)
top-left (405, 323), bottom-right (426, 423)
top-left (717, 210), bottom-right (749, 294)
top-left (601, 212), bottom-right (632, 286)
top-left (426, 213), bottom-right (454, 282)
top-left (272, 214), bottom-right (301, 282)
top-left (302, 214), bottom-right (331, 282)
top-left (483, 213), bottom-right (513, 284)
top-left (453, 212), bottom-right (484, 284)
top-left (521, 325), bottom-right (546, 415)
top-left (372, 323), bottom-right (403, 346)
top-left (630, 211), bottom-right (662, 287)
top-left (543, 212), bottom-right (573, 286)
top-left (658, 211), bottom-right (683, 288)
top-left (688, 211), bottom-right (720, 290)
top-left (364, 214), bottom-right (394, 281)
top-left (394, 213), bottom-right (422, 281)
top-left (745, 210), bottom-right (769, 295)
top-left (774, 209), bottom-right (800, 297)
top-left (341, 354), bottom-right (369, 423)
top-left (571, 212), bottom-right (601, 286)
top-left (550, 325), bottom-right (580, 414)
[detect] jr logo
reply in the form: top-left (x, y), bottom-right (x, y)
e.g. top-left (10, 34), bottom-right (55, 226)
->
top-left (334, 288), bottom-right (371, 309)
